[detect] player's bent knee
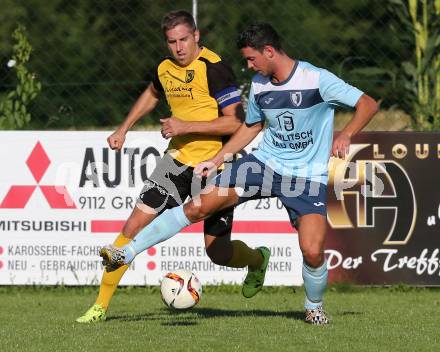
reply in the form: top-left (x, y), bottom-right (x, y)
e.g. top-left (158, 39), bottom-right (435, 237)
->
top-left (185, 202), bottom-right (212, 222)
top-left (302, 249), bottom-right (324, 268)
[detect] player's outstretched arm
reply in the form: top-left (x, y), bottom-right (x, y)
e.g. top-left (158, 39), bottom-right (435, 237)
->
top-left (160, 102), bottom-right (244, 139)
top-left (195, 121), bottom-right (264, 177)
top-left (332, 94), bottom-right (378, 159)
top-left (107, 83), bottom-right (160, 150)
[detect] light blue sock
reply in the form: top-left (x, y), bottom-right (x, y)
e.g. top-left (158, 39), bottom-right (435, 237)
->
top-left (302, 260), bottom-right (328, 310)
top-left (122, 205), bottom-right (191, 263)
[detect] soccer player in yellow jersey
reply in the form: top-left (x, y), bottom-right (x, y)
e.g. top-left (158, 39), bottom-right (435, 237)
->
top-left (76, 10), bottom-right (270, 323)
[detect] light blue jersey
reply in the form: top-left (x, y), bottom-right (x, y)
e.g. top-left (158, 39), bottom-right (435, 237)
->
top-left (246, 61), bottom-right (363, 184)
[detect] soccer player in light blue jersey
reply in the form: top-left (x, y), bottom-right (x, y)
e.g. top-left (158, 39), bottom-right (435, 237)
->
top-left (100, 22), bottom-right (378, 324)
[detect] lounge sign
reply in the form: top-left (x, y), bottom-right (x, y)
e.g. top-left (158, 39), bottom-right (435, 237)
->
top-left (326, 133), bottom-right (440, 285)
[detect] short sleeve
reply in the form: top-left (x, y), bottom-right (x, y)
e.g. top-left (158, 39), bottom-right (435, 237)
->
top-left (151, 65), bottom-right (164, 93)
top-left (205, 61), bottom-right (241, 108)
top-left (245, 84), bottom-right (265, 125)
top-left (319, 69), bottom-right (363, 108)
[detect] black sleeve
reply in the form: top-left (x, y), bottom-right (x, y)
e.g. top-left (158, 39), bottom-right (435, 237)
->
top-left (151, 65), bottom-right (164, 93)
top-left (202, 59), bottom-right (238, 97)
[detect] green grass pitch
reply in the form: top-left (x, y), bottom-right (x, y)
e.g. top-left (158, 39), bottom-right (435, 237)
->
top-left (0, 285), bottom-right (439, 352)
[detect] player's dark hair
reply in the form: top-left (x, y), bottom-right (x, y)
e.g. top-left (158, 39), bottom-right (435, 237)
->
top-left (161, 10), bottom-right (197, 34)
top-left (237, 23), bottom-right (282, 52)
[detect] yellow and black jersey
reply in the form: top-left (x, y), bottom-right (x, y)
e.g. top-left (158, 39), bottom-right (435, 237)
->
top-left (152, 47), bottom-right (240, 166)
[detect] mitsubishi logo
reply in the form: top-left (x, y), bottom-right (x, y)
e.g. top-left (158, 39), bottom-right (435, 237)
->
top-left (0, 142), bottom-right (76, 209)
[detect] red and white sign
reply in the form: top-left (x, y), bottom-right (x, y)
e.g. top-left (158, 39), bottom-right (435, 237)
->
top-left (1, 141), bottom-right (76, 209)
top-left (0, 132), bottom-right (301, 286)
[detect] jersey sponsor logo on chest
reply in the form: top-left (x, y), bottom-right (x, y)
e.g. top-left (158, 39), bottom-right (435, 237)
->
top-left (163, 70), bottom-right (195, 99)
top-left (276, 111), bottom-right (295, 131)
top-left (164, 79), bottom-right (194, 99)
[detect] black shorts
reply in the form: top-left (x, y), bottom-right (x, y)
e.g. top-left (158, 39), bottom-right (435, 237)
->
top-left (138, 153), bottom-right (233, 237)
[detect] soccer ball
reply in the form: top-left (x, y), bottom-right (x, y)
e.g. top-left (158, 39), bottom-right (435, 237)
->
top-left (160, 269), bottom-right (202, 309)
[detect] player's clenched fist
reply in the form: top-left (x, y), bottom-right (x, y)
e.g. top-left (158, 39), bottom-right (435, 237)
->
top-left (107, 130), bottom-right (126, 151)
top-left (160, 116), bottom-right (186, 139)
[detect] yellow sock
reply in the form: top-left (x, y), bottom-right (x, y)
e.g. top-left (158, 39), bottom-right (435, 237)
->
top-left (95, 233), bottom-right (131, 310)
top-left (226, 240), bottom-right (263, 270)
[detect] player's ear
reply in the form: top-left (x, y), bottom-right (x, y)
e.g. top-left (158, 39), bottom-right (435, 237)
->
top-left (194, 29), bottom-right (200, 43)
top-left (263, 45), bottom-right (275, 59)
